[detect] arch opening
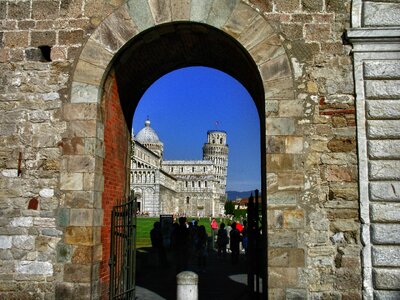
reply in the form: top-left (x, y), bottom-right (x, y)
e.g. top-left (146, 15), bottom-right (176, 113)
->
top-left (113, 22), bottom-right (265, 127)
top-left (101, 21), bottom-right (267, 298)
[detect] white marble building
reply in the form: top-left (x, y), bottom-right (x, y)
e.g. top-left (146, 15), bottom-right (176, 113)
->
top-left (131, 119), bottom-right (228, 217)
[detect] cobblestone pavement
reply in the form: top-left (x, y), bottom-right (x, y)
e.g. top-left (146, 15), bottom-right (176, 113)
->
top-left (135, 247), bottom-right (262, 300)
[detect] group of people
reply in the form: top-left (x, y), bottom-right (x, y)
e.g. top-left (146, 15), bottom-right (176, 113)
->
top-left (212, 218), bottom-right (248, 265)
top-left (150, 216), bottom-right (248, 273)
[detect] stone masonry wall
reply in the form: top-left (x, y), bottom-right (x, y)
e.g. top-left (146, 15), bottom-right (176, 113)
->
top-left (0, 0), bottom-right (382, 299)
top-left (349, 1), bottom-right (400, 298)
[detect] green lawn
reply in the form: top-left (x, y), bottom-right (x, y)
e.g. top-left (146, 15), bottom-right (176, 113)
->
top-left (135, 217), bottom-right (230, 248)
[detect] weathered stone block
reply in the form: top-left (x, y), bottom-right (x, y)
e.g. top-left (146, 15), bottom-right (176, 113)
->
top-left (371, 203), bottom-right (400, 222)
top-left (58, 30), bottom-right (85, 45)
top-left (71, 82), bottom-right (99, 104)
top-left (56, 243), bottom-right (73, 263)
top-left (33, 217), bottom-right (55, 228)
top-left (279, 100), bottom-right (304, 117)
top-left (369, 160), bottom-right (400, 180)
top-left (148, 0), bottom-right (172, 24)
top-left (364, 2), bottom-right (400, 27)
top-left (371, 224), bottom-right (400, 244)
top-left (1, 169), bottom-right (18, 177)
top-left (365, 80), bottom-right (400, 99)
top-left (374, 290), bottom-right (400, 300)
top-left (67, 156), bottom-right (96, 173)
top-left (60, 173), bottom-right (84, 191)
top-left (259, 55), bottom-right (292, 82)
top-left (372, 246), bottom-right (400, 267)
top-left (277, 172), bottom-right (303, 190)
top-left (268, 248), bottom-right (305, 267)
top-left (12, 236), bottom-right (35, 250)
top-left (267, 154), bottom-right (301, 171)
top-left (126, 0), bottom-right (154, 32)
top-left (56, 282), bottom-right (91, 300)
top-left (373, 268), bottom-right (400, 289)
top-left (3, 31), bottom-right (29, 48)
top-left (268, 267), bottom-right (298, 288)
top-left (336, 268), bottom-right (362, 290)
top-left (32, 1), bottom-right (59, 19)
top-left (265, 77), bottom-right (295, 99)
top-left (283, 209), bottom-right (304, 229)
top-left (65, 226), bottom-right (94, 246)
top-left (367, 120), bottom-right (400, 138)
top-left (206, 0), bottom-right (236, 28)
top-left (16, 261), bottom-right (53, 275)
top-left (266, 118), bottom-right (296, 136)
top-left (266, 136), bottom-right (285, 153)
top-left (286, 288), bottom-right (307, 299)
top-left (31, 31), bottom-right (56, 47)
top-left (327, 137), bottom-right (356, 152)
top-left (10, 217), bottom-right (33, 227)
top-left (267, 191), bottom-right (297, 206)
top-left (64, 263), bottom-right (91, 283)
top-left (285, 136), bottom-right (303, 154)
top-left (321, 152), bottom-right (357, 165)
top-left (238, 15), bottom-right (275, 50)
top-left (274, 0), bottom-right (299, 12)
top-left (222, 1), bottom-right (258, 38)
top-left (325, 165), bottom-right (357, 182)
top-left (71, 246), bottom-right (93, 264)
top-left (8, 1), bottom-right (30, 19)
top-left (63, 104), bottom-right (98, 121)
top-left (369, 140), bottom-right (400, 159)
top-left (0, 236), bottom-right (12, 249)
top-left (304, 24), bottom-right (331, 42)
top-left (370, 182), bottom-right (400, 201)
top-left (70, 209), bottom-right (94, 226)
top-left (365, 61), bottom-right (400, 79)
top-left (68, 120), bottom-right (97, 138)
top-left (268, 230), bottom-right (298, 247)
top-left (367, 100), bottom-right (400, 119)
top-left (74, 60), bottom-right (104, 86)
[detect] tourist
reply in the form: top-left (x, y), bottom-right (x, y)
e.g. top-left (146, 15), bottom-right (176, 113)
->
top-left (171, 217), bottom-right (190, 273)
top-left (210, 218), bottom-right (219, 248)
top-left (229, 222), bottom-right (241, 265)
top-left (150, 221), bottom-right (168, 267)
top-left (196, 225), bottom-right (208, 272)
top-left (216, 222), bottom-right (229, 258)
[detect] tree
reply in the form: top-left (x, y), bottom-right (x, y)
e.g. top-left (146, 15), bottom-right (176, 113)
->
top-left (224, 200), bottom-right (235, 215)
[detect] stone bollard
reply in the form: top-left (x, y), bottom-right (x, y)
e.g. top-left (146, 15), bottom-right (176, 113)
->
top-left (176, 271), bottom-right (198, 300)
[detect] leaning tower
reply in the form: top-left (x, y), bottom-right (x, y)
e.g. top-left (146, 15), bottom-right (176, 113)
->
top-left (203, 130), bottom-right (229, 197)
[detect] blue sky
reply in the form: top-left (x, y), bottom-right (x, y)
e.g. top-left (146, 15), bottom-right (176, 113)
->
top-left (132, 66), bottom-right (260, 192)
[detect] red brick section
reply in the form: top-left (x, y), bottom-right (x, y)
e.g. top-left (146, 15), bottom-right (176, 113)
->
top-left (100, 72), bottom-right (130, 298)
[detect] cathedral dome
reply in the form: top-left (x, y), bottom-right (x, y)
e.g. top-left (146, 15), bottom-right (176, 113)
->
top-left (135, 119), bottom-right (161, 144)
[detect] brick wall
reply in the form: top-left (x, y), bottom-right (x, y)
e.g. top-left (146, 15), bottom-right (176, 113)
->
top-left (100, 72), bottom-right (130, 297)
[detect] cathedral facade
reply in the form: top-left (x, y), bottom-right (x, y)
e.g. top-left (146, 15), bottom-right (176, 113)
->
top-left (131, 119), bottom-right (228, 217)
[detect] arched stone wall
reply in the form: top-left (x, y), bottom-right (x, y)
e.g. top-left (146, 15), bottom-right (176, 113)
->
top-left (60, 0), bottom-right (351, 298)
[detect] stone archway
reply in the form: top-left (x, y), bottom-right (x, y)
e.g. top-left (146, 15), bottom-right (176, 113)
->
top-left (62, 0), bottom-right (299, 298)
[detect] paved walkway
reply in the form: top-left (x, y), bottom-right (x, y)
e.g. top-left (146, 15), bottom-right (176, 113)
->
top-left (135, 246), bottom-right (262, 300)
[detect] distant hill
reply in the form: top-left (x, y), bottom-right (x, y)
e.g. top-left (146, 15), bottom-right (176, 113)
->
top-left (226, 190), bottom-right (256, 201)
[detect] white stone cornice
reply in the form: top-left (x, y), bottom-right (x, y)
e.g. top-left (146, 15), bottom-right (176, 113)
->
top-left (347, 27), bottom-right (400, 52)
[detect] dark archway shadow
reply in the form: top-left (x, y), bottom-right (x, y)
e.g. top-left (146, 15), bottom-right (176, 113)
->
top-left (135, 247), bottom-right (261, 300)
